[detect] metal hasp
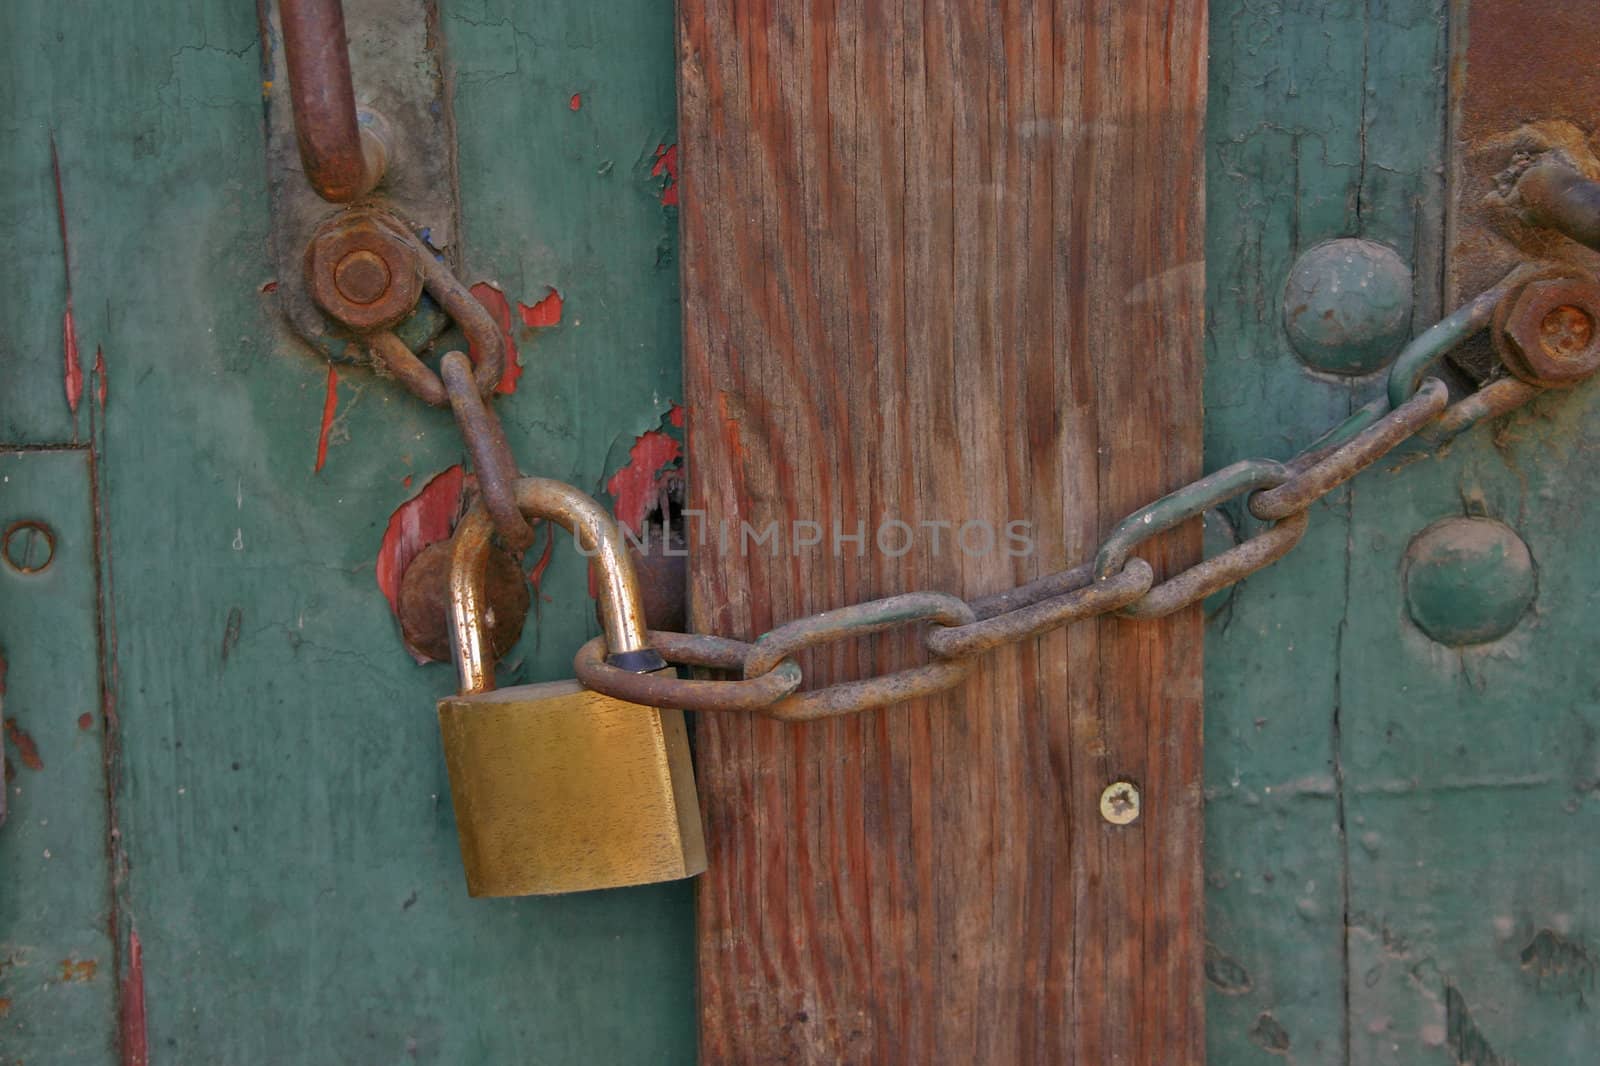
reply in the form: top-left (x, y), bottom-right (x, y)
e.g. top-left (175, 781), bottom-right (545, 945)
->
top-left (277, 0), bottom-right (387, 202)
top-left (260, 0), bottom-right (460, 360)
top-left (1447, 0), bottom-right (1600, 379)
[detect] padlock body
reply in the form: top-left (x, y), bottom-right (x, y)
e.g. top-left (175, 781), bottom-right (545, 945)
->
top-left (437, 677), bottom-right (706, 897)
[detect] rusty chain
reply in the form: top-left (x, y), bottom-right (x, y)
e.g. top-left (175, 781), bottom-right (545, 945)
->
top-left (573, 270), bottom-right (1599, 721)
top-left (311, 207), bottom-right (1593, 721)
top-left (305, 209), bottom-right (536, 551)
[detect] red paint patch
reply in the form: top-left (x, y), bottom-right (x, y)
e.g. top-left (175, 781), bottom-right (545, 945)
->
top-left (260, 280), bottom-right (279, 294)
top-left (93, 345), bottom-right (107, 410)
top-left (375, 464), bottom-right (466, 618)
top-left (401, 474), bottom-right (414, 489)
top-left (651, 143), bottom-right (679, 207)
top-left (120, 927), bottom-right (148, 1066)
top-left (313, 364), bottom-right (339, 473)
top-left (518, 289), bottom-right (564, 328)
top-left (605, 429), bottom-right (683, 534)
top-left (4, 719), bottom-right (43, 771)
top-left (62, 308), bottom-right (82, 414)
top-left (668, 403), bottom-right (685, 428)
top-left (78, 713), bottom-right (93, 731)
top-left (470, 282), bottom-right (522, 395)
top-left (569, 93), bottom-right (582, 111)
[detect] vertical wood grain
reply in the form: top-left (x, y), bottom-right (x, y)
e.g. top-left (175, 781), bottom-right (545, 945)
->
top-left (678, 1), bottom-right (1207, 1061)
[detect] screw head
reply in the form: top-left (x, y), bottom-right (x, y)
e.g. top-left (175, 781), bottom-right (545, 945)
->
top-left (333, 249), bottom-right (392, 305)
top-left (2, 519), bottom-right (56, 574)
top-left (1099, 780), bottom-right (1142, 826)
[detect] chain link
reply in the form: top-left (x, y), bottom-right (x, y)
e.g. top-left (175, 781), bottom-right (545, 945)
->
top-left (344, 214), bottom-right (534, 549)
top-left (575, 275), bottom-right (1572, 720)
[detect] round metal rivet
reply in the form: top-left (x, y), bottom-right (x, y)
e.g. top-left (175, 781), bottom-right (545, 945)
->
top-left (3, 520), bottom-right (56, 575)
top-left (1100, 780), bottom-right (1141, 826)
top-left (1403, 517), bottom-right (1535, 647)
top-left (1282, 238), bottom-right (1414, 376)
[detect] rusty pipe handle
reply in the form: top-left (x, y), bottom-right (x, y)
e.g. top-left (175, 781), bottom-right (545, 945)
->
top-left (1518, 158), bottom-right (1600, 253)
top-left (279, 0), bottom-right (386, 202)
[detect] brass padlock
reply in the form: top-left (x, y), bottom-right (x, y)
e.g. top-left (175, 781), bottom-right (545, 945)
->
top-left (437, 478), bottom-right (706, 897)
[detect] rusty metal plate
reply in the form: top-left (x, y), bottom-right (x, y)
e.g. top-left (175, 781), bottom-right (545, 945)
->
top-left (1447, 0), bottom-right (1600, 379)
top-left (259, 0), bottom-right (460, 362)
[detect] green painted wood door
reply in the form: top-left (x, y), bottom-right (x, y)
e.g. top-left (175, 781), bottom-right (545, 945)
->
top-left (1, 1), bottom-right (1595, 1063)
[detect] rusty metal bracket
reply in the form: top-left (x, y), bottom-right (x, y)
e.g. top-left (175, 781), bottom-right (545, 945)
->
top-left (259, 0), bottom-right (460, 362)
top-left (1447, 0), bottom-right (1600, 381)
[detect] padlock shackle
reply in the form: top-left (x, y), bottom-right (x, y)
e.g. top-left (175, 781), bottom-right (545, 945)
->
top-left (450, 478), bottom-right (662, 694)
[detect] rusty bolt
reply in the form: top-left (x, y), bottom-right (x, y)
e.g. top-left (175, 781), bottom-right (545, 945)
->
top-left (1494, 274), bottom-right (1600, 386)
top-left (305, 213), bottom-right (423, 332)
top-left (1099, 780), bottom-right (1142, 826)
top-left (333, 249), bottom-right (392, 306)
top-left (397, 539), bottom-right (531, 663)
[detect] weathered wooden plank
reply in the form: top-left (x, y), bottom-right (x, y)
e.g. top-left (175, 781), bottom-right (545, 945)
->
top-left (1, 0), bottom-right (696, 1061)
top-left (0, 449), bottom-right (116, 1063)
top-left (678, 1), bottom-right (1207, 1060)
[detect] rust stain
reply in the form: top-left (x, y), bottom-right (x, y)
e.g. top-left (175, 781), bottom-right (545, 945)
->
top-left (0, 997), bottom-right (10, 1018)
top-left (1521, 927), bottom-right (1596, 1001)
top-left (4, 719), bottom-right (43, 771)
top-left (78, 712), bottom-right (93, 731)
top-left (60, 957), bottom-right (98, 983)
top-left (313, 363), bottom-right (339, 473)
top-left (651, 143), bottom-right (680, 207)
top-left (120, 927), bottom-right (148, 1066)
top-left (94, 345), bottom-right (107, 410)
top-left (220, 606), bottom-right (243, 663)
top-left (517, 288), bottom-right (564, 328)
top-left (375, 464), bottom-right (466, 619)
top-left (715, 391), bottom-right (745, 463)
top-left (469, 282), bottom-right (522, 395)
top-left (51, 133), bottom-right (83, 417)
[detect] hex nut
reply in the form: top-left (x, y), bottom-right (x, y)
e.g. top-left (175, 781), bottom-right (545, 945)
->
top-left (304, 216), bottom-right (423, 331)
top-left (1494, 274), bottom-right (1600, 386)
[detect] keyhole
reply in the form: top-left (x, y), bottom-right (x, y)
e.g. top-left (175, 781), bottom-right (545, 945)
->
top-left (3, 520), bottom-right (56, 575)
